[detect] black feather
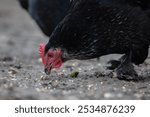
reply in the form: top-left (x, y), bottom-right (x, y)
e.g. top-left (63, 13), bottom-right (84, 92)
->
top-left (45, 0), bottom-right (150, 65)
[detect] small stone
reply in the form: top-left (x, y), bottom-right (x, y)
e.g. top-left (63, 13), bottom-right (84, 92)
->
top-left (40, 75), bottom-right (49, 80)
top-left (104, 92), bottom-right (115, 99)
top-left (8, 67), bottom-right (18, 75)
top-left (51, 80), bottom-right (59, 88)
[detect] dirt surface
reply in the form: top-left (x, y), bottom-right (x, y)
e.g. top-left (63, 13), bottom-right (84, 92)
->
top-left (1, 0), bottom-right (150, 100)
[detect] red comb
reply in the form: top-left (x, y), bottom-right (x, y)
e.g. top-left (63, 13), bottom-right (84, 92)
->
top-left (38, 43), bottom-right (45, 65)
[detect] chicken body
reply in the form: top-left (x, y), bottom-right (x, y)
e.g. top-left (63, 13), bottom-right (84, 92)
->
top-left (44, 0), bottom-right (150, 80)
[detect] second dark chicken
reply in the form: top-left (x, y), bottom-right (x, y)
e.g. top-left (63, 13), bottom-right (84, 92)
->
top-left (18, 0), bottom-right (71, 36)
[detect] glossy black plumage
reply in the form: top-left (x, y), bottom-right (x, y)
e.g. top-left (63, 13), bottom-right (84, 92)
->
top-left (45, 0), bottom-right (150, 80)
top-left (126, 0), bottom-right (150, 10)
top-left (18, 0), bottom-right (71, 36)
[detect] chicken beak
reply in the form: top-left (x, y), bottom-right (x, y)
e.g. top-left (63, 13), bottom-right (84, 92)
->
top-left (44, 66), bottom-right (53, 75)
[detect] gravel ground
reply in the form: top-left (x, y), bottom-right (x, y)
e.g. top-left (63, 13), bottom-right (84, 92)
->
top-left (1, 0), bottom-right (150, 100)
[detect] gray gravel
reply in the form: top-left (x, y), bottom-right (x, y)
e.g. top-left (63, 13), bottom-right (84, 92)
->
top-left (0, 0), bottom-right (150, 100)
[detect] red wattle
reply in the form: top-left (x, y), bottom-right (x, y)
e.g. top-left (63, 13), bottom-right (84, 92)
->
top-left (54, 59), bottom-right (62, 68)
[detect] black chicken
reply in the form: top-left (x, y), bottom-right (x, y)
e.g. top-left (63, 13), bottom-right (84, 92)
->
top-left (18, 0), bottom-right (71, 36)
top-left (39, 0), bottom-right (150, 80)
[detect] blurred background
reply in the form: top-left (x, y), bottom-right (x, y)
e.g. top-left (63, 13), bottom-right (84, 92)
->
top-left (0, 0), bottom-right (46, 60)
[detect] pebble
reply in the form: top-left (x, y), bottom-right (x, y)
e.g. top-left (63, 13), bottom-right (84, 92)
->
top-left (51, 80), bottom-right (59, 88)
top-left (8, 67), bottom-right (19, 74)
top-left (40, 75), bottom-right (49, 80)
top-left (104, 92), bottom-right (115, 99)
